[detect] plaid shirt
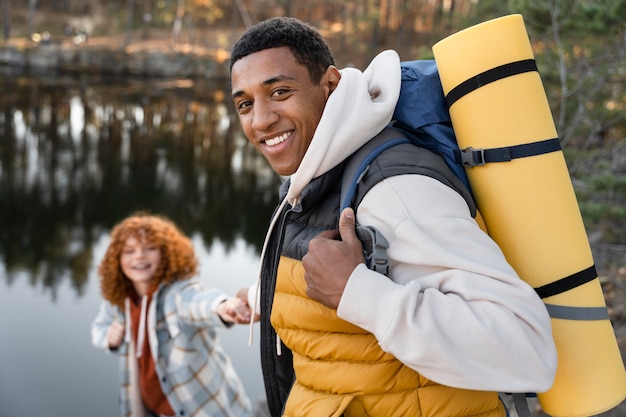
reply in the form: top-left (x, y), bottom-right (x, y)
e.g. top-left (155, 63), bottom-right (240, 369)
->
top-left (91, 279), bottom-right (252, 417)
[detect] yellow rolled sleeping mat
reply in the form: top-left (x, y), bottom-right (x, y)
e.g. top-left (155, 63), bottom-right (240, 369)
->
top-left (432, 14), bottom-right (626, 417)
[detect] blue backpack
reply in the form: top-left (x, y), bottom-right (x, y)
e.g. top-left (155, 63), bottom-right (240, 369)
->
top-left (339, 60), bottom-right (478, 277)
top-left (391, 60), bottom-right (473, 192)
top-left (340, 60), bottom-right (474, 215)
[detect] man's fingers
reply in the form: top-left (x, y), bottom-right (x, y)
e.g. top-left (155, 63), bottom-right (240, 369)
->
top-left (310, 208), bottom-right (356, 245)
top-left (316, 228), bottom-right (340, 240)
top-left (338, 208), bottom-right (358, 244)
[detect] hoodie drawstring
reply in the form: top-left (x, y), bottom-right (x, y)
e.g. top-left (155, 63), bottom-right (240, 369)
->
top-left (124, 298), bottom-right (132, 343)
top-left (135, 295), bottom-right (148, 358)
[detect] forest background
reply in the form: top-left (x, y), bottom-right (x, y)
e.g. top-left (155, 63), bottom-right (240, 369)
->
top-left (3, 0), bottom-right (624, 246)
top-left (1, 0), bottom-right (625, 415)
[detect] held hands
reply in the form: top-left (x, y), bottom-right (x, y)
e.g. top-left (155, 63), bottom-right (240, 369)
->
top-left (302, 208), bottom-right (365, 310)
top-left (217, 297), bottom-right (253, 324)
top-left (236, 287), bottom-right (261, 323)
top-left (106, 321), bottom-right (125, 350)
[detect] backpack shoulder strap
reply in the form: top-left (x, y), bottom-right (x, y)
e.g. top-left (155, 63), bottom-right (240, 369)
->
top-left (340, 127), bottom-right (412, 211)
top-left (340, 126), bottom-right (477, 276)
top-left (341, 126), bottom-right (477, 216)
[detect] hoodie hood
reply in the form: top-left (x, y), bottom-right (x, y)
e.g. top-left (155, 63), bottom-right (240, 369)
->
top-left (285, 49), bottom-right (402, 207)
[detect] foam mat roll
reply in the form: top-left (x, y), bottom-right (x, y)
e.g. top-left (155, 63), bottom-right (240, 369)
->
top-left (432, 14), bottom-right (626, 417)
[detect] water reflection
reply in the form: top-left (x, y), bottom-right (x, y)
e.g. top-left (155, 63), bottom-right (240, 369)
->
top-left (0, 73), bottom-right (280, 301)
top-left (0, 72), bottom-right (276, 416)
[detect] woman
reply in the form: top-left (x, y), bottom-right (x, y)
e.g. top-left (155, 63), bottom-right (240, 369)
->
top-left (91, 212), bottom-right (252, 417)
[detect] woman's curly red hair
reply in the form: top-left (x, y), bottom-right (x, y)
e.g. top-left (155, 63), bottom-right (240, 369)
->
top-left (98, 213), bottom-right (198, 308)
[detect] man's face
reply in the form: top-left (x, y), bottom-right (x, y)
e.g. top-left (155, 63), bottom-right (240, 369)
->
top-left (231, 46), bottom-right (339, 176)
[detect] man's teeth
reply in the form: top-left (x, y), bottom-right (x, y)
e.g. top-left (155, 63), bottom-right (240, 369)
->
top-left (265, 131), bottom-right (291, 146)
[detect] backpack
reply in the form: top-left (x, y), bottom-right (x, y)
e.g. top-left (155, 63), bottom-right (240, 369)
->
top-left (340, 60), bottom-right (472, 214)
top-left (340, 60), bottom-right (476, 277)
top-left (339, 59), bottom-right (536, 417)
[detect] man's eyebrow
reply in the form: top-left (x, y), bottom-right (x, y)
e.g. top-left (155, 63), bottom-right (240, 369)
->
top-left (231, 74), bottom-right (296, 100)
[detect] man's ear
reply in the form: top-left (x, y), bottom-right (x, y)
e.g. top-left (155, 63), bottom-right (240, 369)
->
top-left (322, 66), bottom-right (341, 97)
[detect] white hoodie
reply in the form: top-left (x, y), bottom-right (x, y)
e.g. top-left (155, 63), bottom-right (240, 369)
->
top-left (254, 49), bottom-right (557, 394)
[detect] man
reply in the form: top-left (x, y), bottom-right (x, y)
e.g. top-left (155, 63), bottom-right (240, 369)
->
top-left (230, 16), bottom-right (556, 417)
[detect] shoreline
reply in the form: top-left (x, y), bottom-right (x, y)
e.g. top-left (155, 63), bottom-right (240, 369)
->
top-left (0, 37), bottom-right (231, 79)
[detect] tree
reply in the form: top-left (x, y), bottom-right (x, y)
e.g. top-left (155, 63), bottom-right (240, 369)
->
top-left (172, 0), bottom-right (186, 44)
top-left (1, 0), bottom-right (10, 41)
top-left (28, 0), bottom-right (37, 40)
top-left (124, 0), bottom-right (134, 47)
top-left (511, 0), bottom-right (626, 149)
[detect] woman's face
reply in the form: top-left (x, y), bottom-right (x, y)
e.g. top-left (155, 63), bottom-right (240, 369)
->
top-left (120, 234), bottom-right (161, 291)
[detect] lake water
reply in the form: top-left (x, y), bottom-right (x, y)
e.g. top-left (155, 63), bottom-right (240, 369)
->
top-left (0, 71), bottom-right (278, 416)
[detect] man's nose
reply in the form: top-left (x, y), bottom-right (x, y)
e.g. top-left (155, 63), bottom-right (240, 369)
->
top-left (251, 100), bottom-right (279, 131)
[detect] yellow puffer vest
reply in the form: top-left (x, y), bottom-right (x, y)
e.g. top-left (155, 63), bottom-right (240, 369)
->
top-left (272, 256), bottom-right (506, 417)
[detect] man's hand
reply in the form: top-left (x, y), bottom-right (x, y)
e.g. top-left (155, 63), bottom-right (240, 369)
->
top-left (302, 208), bottom-right (365, 309)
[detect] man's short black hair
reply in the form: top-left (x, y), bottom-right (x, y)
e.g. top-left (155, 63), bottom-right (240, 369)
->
top-left (229, 17), bottom-right (335, 84)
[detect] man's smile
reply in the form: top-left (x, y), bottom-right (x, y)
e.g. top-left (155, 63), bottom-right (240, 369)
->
top-left (264, 130), bottom-right (293, 146)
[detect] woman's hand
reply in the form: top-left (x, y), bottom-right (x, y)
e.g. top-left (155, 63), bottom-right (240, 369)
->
top-left (236, 286), bottom-right (261, 323)
top-left (217, 297), bottom-right (253, 324)
top-left (106, 321), bottom-right (125, 350)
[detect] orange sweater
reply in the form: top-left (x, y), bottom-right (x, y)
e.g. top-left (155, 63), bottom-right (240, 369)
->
top-left (130, 290), bottom-right (175, 417)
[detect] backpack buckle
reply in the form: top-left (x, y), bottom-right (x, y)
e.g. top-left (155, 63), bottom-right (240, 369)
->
top-left (459, 147), bottom-right (486, 167)
top-left (355, 224), bottom-right (390, 277)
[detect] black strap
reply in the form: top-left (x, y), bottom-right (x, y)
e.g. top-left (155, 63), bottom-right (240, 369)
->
top-left (445, 59), bottom-right (538, 108)
top-left (534, 265), bottom-right (597, 299)
top-left (512, 393), bottom-right (533, 417)
top-left (454, 137), bottom-right (562, 167)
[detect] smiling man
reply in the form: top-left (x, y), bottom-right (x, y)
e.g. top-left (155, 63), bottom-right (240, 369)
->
top-left (229, 17), bottom-right (556, 417)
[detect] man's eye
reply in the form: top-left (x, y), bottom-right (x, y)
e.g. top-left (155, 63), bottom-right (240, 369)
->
top-left (272, 88), bottom-right (289, 97)
top-left (237, 100), bottom-right (252, 111)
